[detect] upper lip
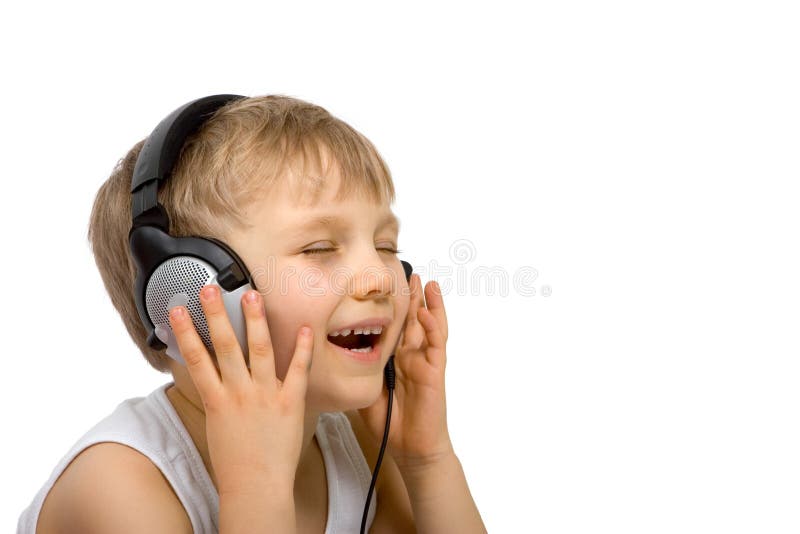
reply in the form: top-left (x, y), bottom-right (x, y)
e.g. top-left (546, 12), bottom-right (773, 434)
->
top-left (328, 317), bottom-right (392, 334)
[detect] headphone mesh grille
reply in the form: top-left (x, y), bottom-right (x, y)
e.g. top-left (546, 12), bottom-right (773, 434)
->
top-left (145, 257), bottom-right (214, 349)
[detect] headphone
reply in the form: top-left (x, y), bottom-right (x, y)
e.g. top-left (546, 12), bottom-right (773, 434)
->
top-left (128, 94), bottom-right (409, 533)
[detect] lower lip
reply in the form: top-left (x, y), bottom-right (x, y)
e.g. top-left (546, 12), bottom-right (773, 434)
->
top-left (327, 336), bottom-right (382, 363)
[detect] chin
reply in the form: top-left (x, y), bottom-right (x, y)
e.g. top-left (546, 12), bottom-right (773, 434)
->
top-left (309, 367), bottom-right (386, 412)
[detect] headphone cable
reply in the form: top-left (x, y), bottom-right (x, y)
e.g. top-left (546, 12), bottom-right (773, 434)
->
top-left (360, 355), bottom-right (395, 534)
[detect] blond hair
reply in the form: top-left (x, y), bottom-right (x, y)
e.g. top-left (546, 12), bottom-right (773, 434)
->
top-left (87, 94), bottom-right (396, 372)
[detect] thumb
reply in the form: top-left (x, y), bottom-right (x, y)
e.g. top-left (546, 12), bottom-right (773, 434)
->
top-left (281, 326), bottom-right (314, 400)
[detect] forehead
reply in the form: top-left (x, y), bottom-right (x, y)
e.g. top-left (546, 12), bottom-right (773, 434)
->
top-left (280, 211), bottom-right (401, 239)
top-left (246, 173), bottom-right (400, 235)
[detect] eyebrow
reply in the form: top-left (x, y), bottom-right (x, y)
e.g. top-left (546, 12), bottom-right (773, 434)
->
top-left (286, 213), bottom-right (401, 236)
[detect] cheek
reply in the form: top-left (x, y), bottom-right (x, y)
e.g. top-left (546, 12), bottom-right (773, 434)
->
top-left (260, 276), bottom-right (337, 374)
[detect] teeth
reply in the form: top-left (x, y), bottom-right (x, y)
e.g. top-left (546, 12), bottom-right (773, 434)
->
top-left (349, 347), bottom-right (373, 353)
top-left (329, 326), bottom-right (383, 337)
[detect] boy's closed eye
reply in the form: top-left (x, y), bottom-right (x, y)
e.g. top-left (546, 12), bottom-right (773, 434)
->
top-left (302, 245), bottom-right (402, 255)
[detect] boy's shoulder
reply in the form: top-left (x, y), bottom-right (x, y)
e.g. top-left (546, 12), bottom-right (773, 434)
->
top-left (36, 442), bottom-right (192, 534)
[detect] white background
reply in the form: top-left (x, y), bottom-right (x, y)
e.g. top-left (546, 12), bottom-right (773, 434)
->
top-left (2, 1), bottom-right (799, 532)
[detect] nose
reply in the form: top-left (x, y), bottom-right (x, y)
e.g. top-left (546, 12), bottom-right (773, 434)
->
top-left (348, 245), bottom-right (395, 299)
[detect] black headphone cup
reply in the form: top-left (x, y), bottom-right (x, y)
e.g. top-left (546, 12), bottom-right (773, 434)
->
top-left (130, 221), bottom-right (255, 355)
top-left (143, 249), bottom-right (256, 363)
top-left (401, 260), bottom-right (413, 283)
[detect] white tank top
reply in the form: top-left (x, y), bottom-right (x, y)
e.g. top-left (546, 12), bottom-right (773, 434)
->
top-left (17, 381), bottom-right (377, 533)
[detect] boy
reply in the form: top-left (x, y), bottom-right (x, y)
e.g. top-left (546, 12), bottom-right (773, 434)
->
top-left (17, 95), bottom-right (486, 533)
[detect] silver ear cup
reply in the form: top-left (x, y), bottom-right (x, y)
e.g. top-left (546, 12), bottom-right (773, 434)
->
top-left (145, 256), bottom-right (253, 367)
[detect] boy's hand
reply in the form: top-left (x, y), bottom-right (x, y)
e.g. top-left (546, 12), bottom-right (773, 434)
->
top-left (358, 274), bottom-right (454, 472)
top-left (168, 284), bottom-right (314, 496)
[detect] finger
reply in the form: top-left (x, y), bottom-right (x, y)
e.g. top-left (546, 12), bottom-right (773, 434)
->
top-left (402, 275), bottom-right (426, 349)
top-left (408, 274), bottom-right (423, 324)
top-left (199, 284), bottom-right (250, 389)
top-left (395, 329), bottom-right (406, 350)
top-left (242, 290), bottom-right (277, 390)
top-left (280, 326), bottom-right (314, 401)
top-left (417, 306), bottom-right (447, 368)
top-left (424, 280), bottom-right (448, 342)
top-left (168, 305), bottom-right (222, 402)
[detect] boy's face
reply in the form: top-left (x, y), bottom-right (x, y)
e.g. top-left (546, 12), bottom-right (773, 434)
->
top-left (224, 166), bottom-right (410, 411)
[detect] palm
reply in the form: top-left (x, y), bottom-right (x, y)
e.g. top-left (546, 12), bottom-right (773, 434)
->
top-left (358, 275), bottom-right (453, 467)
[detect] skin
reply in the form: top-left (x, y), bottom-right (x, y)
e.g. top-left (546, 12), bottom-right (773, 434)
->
top-left (164, 153), bottom-right (469, 531)
top-left (165, 161), bottom-right (412, 502)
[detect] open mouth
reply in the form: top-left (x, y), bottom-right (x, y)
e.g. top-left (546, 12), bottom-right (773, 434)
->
top-left (326, 330), bottom-right (384, 353)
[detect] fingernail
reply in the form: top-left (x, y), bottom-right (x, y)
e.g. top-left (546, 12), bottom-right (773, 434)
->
top-left (201, 286), bottom-right (217, 300)
top-left (170, 306), bottom-right (186, 319)
top-left (246, 290), bottom-right (259, 303)
top-left (301, 326), bottom-right (311, 337)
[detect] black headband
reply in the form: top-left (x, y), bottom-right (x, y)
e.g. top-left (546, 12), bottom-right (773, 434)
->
top-left (130, 94), bottom-right (246, 228)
